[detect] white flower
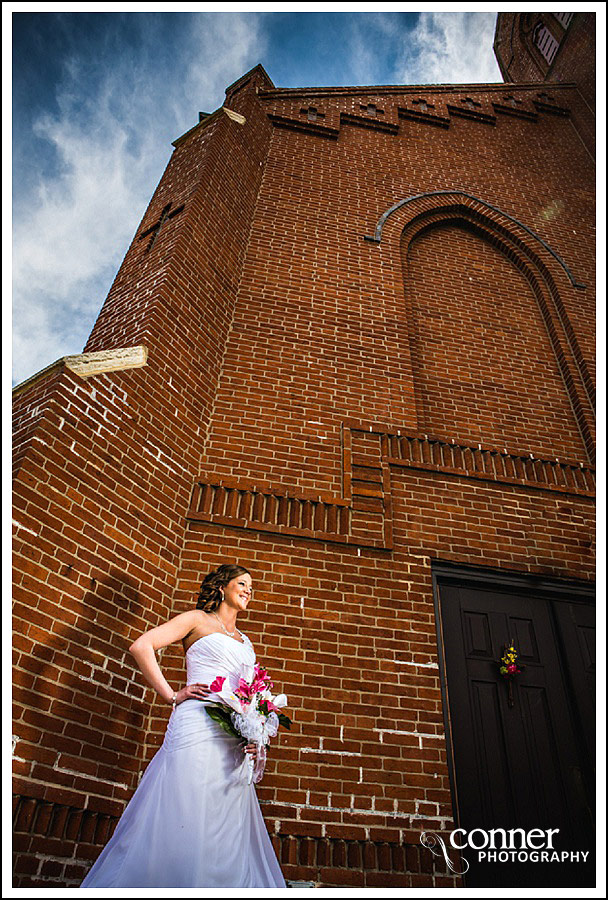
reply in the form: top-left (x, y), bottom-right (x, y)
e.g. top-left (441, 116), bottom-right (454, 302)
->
top-left (214, 680), bottom-right (246, 715)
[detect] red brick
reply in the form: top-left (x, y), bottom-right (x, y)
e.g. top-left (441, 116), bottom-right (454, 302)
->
top-left (320, 866), bottom-right (366, 886)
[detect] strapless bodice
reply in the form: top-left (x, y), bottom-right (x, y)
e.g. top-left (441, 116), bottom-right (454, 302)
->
top-left (185, 632), bottom-right (256, 690)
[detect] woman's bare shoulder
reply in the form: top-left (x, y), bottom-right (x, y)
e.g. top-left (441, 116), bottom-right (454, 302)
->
top-left (182, 610), bottom-right (217, 650)
top-left (130, 608), bottom-right (208, 652)
top-left (171, 609), bottom-right (204, 625)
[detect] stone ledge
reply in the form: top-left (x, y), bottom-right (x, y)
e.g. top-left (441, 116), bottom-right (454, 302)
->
top-left (12, 346), bottom-right (148, 398)
top-left (222, 106), bottom-right (246, 125)
top-left (63, 345), bottom-right (148, 377)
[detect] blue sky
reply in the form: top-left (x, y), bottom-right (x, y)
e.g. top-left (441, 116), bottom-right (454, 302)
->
top-left (10, 8), bottom-right (503, 385)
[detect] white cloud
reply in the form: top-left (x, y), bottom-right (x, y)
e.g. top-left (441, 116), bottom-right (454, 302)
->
top-left (396, 12), bottom-right (501, 86)
top-left (339, 13), bottom-right (404, 88)
top-left (333, 12), bottom-right (500, 96)
top-left (340, 14), bottom-right (391, 87)
top-left (12, 13), bottom-right (267, 385)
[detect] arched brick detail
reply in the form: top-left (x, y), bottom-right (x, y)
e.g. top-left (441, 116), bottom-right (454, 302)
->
top-left (368, 193), bottom-right (594, 464)
top-left (366, 191), bottom-right (585, 289)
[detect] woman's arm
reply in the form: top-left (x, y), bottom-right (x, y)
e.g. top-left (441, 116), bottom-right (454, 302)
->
top-left (129, 610), bottom-right (208, 705)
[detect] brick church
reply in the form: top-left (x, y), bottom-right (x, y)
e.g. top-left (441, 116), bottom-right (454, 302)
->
top-left (12, 12), bottom-right (596, 888)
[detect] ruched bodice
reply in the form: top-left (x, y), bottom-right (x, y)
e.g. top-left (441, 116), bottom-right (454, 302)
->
top-left (185, 632), bottom-right (256, 690)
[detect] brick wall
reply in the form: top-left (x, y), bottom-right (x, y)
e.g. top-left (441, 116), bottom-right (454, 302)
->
top-left (494, 12), bottom-right (595, 153)
top-left (13, 66), bottom-right (594, 887)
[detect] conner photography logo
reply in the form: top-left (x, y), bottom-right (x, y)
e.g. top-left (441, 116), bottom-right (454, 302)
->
top-left (421, 828), bottom-right (591, 875)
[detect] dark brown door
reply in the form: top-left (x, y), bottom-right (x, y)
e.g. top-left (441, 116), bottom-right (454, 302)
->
top-left (435, 567), bottom-right (595, 887)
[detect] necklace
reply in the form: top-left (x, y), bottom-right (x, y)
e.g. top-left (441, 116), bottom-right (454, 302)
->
top-left (213, 611), bottom-right (238, 637)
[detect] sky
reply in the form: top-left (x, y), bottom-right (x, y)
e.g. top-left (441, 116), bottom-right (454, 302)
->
top-left (10, 7), bottom-right (503, 386)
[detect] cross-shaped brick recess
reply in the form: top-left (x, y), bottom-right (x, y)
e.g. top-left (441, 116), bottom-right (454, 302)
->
top-left (462, 97), bottom-right (482, 109)
top-left (300, 106), bottom-right (325, 122)
top-left (138, 202), bottom-right (185, 252)
top-left (412, 98), bottom-right (434, 112)
top-left (504, 95), bottom-right (522, 108)
top-left (359, 103), bottom-right (384, 116)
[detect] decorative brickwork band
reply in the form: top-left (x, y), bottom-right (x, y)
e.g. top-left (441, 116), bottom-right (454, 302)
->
top-left (274, 832), bottom-right (459, 888)
top-left (187, 425), bottom-right (594, 549)
top-left (12, 793), bottom-right (457, 888)
top-left (339, 112), bottom-right (400, 135)
top-left (376, 428), bottom-right (595, 494)
top-left (446, 103), bottom-right (497, 126)
top-left (187, 473), bottom-right (390, 549)
top-left (267, 113), bottom-right (339, 140)
top-left (13, 795), bottom-right (118, 845)
top-left (492, 101), bottom-right (539, 122)
top-left (188, 478), bottom-right (352, 541)
top-left (12, 795), bottom-right (119, 887)
top-left (397, 106), bottom-right (450, 129)
top-left (263, 84), bottom-right (569, 152)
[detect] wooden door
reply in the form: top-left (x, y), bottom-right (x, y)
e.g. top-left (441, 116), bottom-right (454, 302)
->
top-left (435, 567), bottom-right (595, 887)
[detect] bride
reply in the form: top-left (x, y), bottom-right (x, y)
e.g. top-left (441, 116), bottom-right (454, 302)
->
top-left (81, 563), bottom-right (286, 888)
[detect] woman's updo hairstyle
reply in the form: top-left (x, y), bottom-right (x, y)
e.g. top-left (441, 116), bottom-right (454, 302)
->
top-left (196, 563), bottom-right (251, 613)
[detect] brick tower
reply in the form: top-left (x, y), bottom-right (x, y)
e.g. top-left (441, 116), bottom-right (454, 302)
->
top-left (13, 15), bottom-right (595, 888)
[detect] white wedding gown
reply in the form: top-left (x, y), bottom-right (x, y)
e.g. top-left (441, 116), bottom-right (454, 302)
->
top-left (81, 632), bottom-right (286, 888)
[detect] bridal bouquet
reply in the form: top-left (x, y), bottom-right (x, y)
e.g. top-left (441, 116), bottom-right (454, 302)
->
top-left (206, 663), bottom-right (291, 783)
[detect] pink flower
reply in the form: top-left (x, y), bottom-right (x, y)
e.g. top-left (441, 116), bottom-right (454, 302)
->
top-left (209, 676), bottom-right (226, 692)
top-left (237, 678), bottom-right (255, 699)
top-left (507, 664), bottom-right (519, 674)
top-left (252, 665), bottom-right (273, 690)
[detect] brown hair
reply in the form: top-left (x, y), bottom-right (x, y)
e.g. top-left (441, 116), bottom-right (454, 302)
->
top-left (196, 563), bottom-right (251, 613)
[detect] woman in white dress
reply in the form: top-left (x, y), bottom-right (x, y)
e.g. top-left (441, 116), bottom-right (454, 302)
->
top-left (81, 564), bottom-right (286, 888)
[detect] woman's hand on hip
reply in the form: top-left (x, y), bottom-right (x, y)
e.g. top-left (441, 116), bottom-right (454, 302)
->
top-left (175, 683), bottom-right (211, 705)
